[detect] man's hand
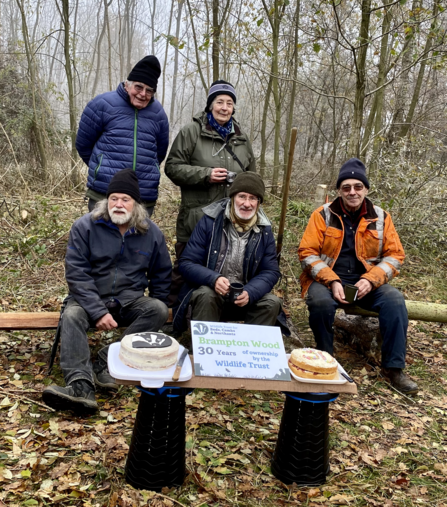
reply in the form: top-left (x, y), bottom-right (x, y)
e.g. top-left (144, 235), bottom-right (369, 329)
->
top-left (209, 168), bottom-right (228, 183)
top-left (331, 281), bottom-right (348, 304)
top-left (215, 277), bottom-right (230, 296)
top-left (96, 313), bottom-right (118, 331)
top-left (355, 279), bottom-right (373, 299)
top-left (234, 290), bottom-right (250, 307)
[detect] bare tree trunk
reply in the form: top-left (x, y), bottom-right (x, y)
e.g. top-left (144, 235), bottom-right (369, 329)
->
top-left (186, 0), bottom-right (208, 90)
top-left (260, 72), bottom-right (273, 179)
top-left (347, 0), bottom-right (371, 158)
top-left (15, 0), bottom-right (48, 175)
top-left (161, 0), bottom-right (174, 107)
top-left (56, 0), bottom-right (79, 186)
top-left (262, 0), bottom-right (286, 195)
top-left (387, 0), bottom-right (418, 143)
top-left (361, 0), bottom-right (392, 156)
top-left (398, 0), bottom-right (440, 139)
top-left (170, 0), bottom-right (185, 127)
top-left (105, 0), bottom-right (113, 90)
top-left (282, 0), bottom-right (300, 190)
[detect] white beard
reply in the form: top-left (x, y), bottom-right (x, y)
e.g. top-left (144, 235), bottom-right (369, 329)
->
top-left (110, 207), bottom-right (132, 225)
top-left (235, 205), bottom-right (256, 220)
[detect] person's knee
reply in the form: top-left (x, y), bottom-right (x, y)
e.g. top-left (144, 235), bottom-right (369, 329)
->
top-left (306, 282), bottom-right (337, 314)
top-left (377, 285), bottom-right (406, 308)
top-left (258, 294), bottom-right (281, 314)
top-left (191, 286), bottom-right (219, 305)
top-left (62, 304), bottom-right (89, 326)
top-left (307, 294), bottom-right (337, 315)
top-left (141, 298), bottom-right (169, 321)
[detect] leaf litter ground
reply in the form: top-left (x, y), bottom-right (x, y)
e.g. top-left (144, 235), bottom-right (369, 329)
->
top-left (0, 180), bottom-right (446, 506)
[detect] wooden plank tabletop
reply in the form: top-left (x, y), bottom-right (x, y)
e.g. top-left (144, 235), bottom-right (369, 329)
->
top-left (117, 355), bottom-right (357, 394)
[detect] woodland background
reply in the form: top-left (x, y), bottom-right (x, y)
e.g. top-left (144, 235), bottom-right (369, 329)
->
top-left (1, 1), bottom-right (447, 506)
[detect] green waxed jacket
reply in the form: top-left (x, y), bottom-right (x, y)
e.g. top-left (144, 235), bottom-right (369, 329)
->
top-left (165, 111), bottom-right (257, 243)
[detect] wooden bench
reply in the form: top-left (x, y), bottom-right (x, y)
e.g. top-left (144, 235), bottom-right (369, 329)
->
top-left (0, 309), bottom-right (174, 331)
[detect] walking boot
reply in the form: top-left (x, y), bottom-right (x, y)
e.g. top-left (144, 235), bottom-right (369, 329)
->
top-left (93, 359), bottom-right (118, 391)
top-left (381, 368), bottom-right (419, 395)
top-left (42, 380), bottom-right (98, 413)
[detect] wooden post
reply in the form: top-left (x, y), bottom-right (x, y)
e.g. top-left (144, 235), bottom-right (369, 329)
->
top-left (313, 184), bottom-right (328, 209)
top-left (277, 127), bottom-right (298, 261)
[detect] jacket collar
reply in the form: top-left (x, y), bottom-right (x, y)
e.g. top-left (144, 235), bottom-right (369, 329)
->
top-left (329, 196), bottom-right (378, 220)
top-left (202, 198), bottom-right (271, 227)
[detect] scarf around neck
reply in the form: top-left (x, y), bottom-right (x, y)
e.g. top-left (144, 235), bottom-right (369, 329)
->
top-left (207, 112), bottom-right (233, 139)
top-left (229, 198), bottom-right (258, 233)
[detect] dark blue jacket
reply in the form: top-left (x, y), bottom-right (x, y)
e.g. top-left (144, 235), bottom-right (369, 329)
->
top-left (173, 199), bottom-right (288, 334)
top-left (76, 83), bottom-right (169, 203)
top-left (65, 213), bottom-right (172, 322)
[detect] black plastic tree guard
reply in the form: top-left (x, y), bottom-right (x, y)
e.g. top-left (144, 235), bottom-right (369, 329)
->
top-left (271, 392), bottom-right (339, 486)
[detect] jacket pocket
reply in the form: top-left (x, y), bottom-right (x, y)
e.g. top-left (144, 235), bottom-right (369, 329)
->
top-left (322, 227), bottom-right (342, 261)
top-left (361, 229), bottom-right (380, 260)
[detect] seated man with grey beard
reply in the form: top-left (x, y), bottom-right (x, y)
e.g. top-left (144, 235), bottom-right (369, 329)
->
top-left (43, 169), bottom-right (172, 414)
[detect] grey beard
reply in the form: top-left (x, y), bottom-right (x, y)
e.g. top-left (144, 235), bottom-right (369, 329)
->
top-left (110, 209), bottom-right (132, 225)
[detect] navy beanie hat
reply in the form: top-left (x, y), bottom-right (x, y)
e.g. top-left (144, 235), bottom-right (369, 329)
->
top-left (336, 158), bottom-right (370, 189)
top-left (205, 80), bottom-right (237, 112)
top-left (107, 169), bottom-right (141, 202)
top-left (127, 55), bottom-right (161, 90)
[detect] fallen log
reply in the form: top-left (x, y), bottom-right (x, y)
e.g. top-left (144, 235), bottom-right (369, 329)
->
top-left (344, 300), bottom-right (447, 323)
top-left (334, 313), bottom-right (381, 364)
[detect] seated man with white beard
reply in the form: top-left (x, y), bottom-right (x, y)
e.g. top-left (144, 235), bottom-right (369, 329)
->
top-left (173, 172), bottom-right (286, 332)
top-left (43, 169), bottom-right (171, 413)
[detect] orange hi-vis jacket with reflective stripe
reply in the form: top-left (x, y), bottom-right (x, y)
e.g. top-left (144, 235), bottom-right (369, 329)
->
top-left (298, 197), bottom-right (405, 297)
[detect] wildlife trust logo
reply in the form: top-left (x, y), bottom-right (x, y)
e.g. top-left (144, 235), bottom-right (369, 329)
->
top-left (193, 322), bottom-right (209, 335)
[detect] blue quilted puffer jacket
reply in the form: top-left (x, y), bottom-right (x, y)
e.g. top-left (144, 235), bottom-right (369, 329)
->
top-left (76, 83), bottom-right (169, 203)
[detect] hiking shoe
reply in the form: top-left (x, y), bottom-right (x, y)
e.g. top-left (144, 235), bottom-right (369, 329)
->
top-left (382, 368), bottom-right (419, 395)
top-left (93, 360), bottom-right (118, 391)
top-left (42, 380), bottom-right (98, 413)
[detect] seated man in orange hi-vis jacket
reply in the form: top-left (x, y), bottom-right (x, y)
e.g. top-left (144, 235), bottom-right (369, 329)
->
top-left (298, 158), bottom-right (418, 395)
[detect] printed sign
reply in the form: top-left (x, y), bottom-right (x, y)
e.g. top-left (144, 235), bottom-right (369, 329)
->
top-left (191, 321), bottom-right (291, 381)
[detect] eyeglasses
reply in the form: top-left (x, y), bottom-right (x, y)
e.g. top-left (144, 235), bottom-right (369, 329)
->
top-left (341, 183), bottom-right (364, 192)
top-left (236, 193), bottom-right (259, 204)
top-left (133, 83), bottom-right (155, 97)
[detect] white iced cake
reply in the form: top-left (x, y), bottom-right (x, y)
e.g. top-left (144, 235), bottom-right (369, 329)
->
top-left (119, 332), bottom-right (179, 371)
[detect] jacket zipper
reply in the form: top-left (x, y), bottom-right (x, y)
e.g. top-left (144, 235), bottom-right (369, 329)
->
top-left (133, 109), bottom-right (138, 171)
top-left (111, 234), bottom-right (125, 296)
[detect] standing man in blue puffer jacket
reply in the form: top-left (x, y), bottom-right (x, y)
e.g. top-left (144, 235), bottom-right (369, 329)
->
top-left (76, 55), bottom-right (169, 216)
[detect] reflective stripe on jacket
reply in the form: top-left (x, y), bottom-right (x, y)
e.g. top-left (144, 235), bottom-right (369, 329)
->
top-left (298, 197), bottom-right (405, 297)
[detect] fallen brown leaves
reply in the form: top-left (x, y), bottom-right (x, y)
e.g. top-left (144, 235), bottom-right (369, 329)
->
top-left (1, 187), bottom-right (447, 506)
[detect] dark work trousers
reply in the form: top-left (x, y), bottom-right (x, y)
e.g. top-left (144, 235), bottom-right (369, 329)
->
top-left (87, 198), bottom-right (154, 217)
top-left (190, 285), bottom-right (282, 327)
top-left (306, 281), bottom-right (407, 369)
top-left (60, 296), bottom-right (169, 386)
top-left (167, 242), bottom-right (187, 308)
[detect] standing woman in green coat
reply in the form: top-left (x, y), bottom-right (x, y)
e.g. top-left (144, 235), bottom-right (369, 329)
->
top-left (165, 80), bottom-right (257, 306)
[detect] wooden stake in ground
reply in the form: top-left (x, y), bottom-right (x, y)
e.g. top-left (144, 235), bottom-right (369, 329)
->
top-left (276, 127), bottom-right (297, 263)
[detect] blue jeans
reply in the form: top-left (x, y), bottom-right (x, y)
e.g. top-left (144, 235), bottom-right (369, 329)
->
top-left (60, 296), bottom-right (169, 385)
top-left (306, 282), bottom-right (407, 368)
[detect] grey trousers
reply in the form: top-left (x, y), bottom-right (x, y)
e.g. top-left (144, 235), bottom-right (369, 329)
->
top-left (190, 285), bottom-right (281, 326)
top-left (60, 296), bottom-right (169, 386)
